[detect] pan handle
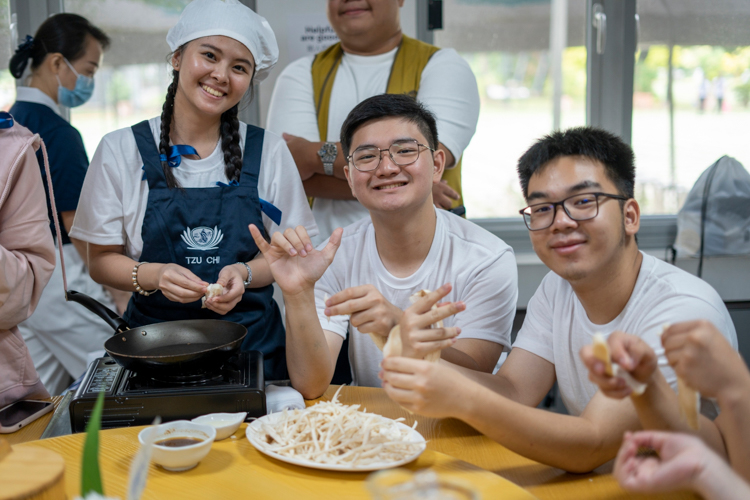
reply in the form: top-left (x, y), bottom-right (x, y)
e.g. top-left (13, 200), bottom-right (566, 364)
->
top-left (66, 289), bottom-right (131, 333)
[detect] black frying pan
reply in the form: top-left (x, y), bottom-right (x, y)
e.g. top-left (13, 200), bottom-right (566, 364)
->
top-left (66, 290), bottom-right (247, 376)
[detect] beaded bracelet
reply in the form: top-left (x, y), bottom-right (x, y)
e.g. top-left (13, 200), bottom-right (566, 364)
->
top-left (132, 261), bottom-right (156, 296)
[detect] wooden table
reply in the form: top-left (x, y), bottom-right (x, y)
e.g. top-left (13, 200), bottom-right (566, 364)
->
top-left (6, 388), bottom-right (699, 500)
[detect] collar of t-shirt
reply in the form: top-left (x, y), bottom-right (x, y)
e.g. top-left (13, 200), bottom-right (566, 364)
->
top-left (573, 250), bottom-right (655, 335)
top-left (15, 86), bottom-right (62, 116)
top-left (171, 138), bottom-right (225, 177)
top-left (342, 46), bottom-right (398, 67)
top-left (367, 207), bottom-right (445, 290)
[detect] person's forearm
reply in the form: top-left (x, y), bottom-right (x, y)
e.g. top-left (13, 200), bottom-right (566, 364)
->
top-left (302, 175), bottom-right (356, 200)
top-left (243, 254), bottom-right (273, 288)
top-left (283, 290), bottom-right (335, 399)
top-left (89, 251), bottom-right (156, 292)
top-left (632, 371), bottom-right (727, 457)
top-left (716, 373), bottom-right (750, 482)
top-left (440, 348), bottom-right (481, 371)
top-left (446, 364), bottom-right (521, 401)
top-left (456, 382), bottom-right (621, 473)
top-left (294, 140), bottom-right (348, 180)
top-left (695, 453), bottom-right (750, 500)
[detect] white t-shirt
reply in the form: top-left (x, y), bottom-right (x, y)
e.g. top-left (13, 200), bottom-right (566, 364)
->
top-left (266, 46), bottom-right (480, 245)
top-left (514, 252), bottom-right (738, 417)
top-left (316, 209), bottom-right (518, 387)
top-left (70, 117), bottom-right (318, 259)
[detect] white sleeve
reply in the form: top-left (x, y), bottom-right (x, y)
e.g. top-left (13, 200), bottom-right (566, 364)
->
top-left (69, 138), bottom-right (126, 246)
top-left (512, 273), bottom-right (555, 363)
top-left (314, 255), bottom-right (349, 339)
top-left (266, 56), bottom-right (320, 142)
top-left (454, 249), bottom-right (518, 350)
top-left (258, 132), bottom-right (319, 238)
top-left (418, 49), bottom-right (480, 162)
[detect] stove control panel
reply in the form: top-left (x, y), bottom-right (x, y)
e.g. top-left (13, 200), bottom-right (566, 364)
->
top-left (87, 361), bottom-right (120, 395)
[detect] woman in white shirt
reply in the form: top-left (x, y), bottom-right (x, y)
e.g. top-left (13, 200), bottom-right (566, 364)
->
top-left (70, 0), bottom-right (317, 380)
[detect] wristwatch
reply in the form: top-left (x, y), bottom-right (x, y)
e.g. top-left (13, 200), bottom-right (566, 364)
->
top-left (236, 261), bottom-right (252, 287)
top-left (317, 142), bottom-right (337, 176)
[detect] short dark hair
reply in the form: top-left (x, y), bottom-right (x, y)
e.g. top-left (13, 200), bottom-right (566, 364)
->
top-left (517, 127), bottom-right (636, 200)
top-left (339, 94), bottom-right (439, 158)
top-left (9, 13), bottom-right (110, 79)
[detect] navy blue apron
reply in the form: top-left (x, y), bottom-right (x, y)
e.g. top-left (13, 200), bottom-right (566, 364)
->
top-left (123, 120), bottom-right (287, 380)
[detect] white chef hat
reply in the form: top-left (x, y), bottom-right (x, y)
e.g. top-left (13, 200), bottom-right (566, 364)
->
top-left (166, 0), bottom-right (278, 82)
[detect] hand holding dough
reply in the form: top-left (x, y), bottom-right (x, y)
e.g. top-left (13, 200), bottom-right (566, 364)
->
top-left (201, 283), bottom-right (225, 308)
top-left (377, 290), bottom-right (443, 363)
top-left (592, 333), bottom-right (647, 396)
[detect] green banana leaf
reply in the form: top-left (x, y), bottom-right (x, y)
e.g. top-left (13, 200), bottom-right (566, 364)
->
top-left (81, 391), bottom-right (105, 496)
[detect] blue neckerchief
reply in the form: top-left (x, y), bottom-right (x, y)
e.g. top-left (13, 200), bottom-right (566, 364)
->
top-left (159, 144), bottom-right (198, 167)
top-left (142, 144), bottom-right (197, 180)
top-left (0, 112), bottom-right (13, 129)
top-left (216, 180), bottom-right (283, 225)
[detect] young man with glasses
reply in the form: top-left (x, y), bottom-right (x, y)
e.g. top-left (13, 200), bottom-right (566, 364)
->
top-left (380, 127), bottom-right (736, 472)
top-left (250, 94), bottom-right (517, 399)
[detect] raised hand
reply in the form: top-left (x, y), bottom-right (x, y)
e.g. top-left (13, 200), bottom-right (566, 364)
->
top-left (203, 263), bottom-right (245, 315)
top-left (156, 263), bottom-right (208, 303)
top-left (249, 224), bottom-right (342, 296)
top-left (324, 284), bottom-right (403, 339)
top-left (662, 320), bottom-right (748, 400)
top-left (580, 331), bottom-right (658, 399)
top-left (397, 284), bottom-right (464, 360)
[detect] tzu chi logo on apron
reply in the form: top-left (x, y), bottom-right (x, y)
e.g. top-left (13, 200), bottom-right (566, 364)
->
top-left (182, 226), bottom-right (224, 250)
top-left (181, 226), bottom-right (223, 265)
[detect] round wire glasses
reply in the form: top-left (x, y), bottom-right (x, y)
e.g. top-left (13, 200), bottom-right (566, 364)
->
top-left (347, 139), bottom-right (434, 172)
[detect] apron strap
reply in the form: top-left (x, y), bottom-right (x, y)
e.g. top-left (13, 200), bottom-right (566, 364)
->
top-left (239, 124), bottom-right (264, 185)
top-left (239, 125), bottom-right (282, 226)
top-left (131, 120), bottom-right (168, 190)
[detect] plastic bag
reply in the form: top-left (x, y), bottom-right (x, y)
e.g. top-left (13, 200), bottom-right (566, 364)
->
top-left (673, 155), bottom-right (750, 259)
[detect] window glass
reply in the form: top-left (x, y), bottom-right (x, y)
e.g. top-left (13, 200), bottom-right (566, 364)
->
top-left (0, 0), bottom-right (14, 110)
top-left (434, 0), bottom-right (587, 218)
top-left (64, 0), bottom-right (190, 154)
top-left (633, 3), bottom-right (750, 214)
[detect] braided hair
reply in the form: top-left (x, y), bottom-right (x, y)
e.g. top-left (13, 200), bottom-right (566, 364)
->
top-left (158, 46), bottom-right (252, 189)
top-left (159, 69), bottom-right (180, 189)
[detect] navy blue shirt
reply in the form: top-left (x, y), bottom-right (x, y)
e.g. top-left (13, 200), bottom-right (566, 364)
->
top-left (9, 100), bottom-right (89, 245)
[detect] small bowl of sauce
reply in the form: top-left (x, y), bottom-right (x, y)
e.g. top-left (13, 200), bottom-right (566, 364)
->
top-left (154, 437), bottom-right (204, 447)
top-left (139, 421), bottom-right (216, 471)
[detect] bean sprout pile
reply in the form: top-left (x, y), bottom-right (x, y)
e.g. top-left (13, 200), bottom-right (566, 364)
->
top-left (250, 387), bottom-right (423, 467)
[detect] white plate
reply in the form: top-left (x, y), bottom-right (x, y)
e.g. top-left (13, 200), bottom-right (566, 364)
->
top-left (245, 412), bottom-right (426, 472)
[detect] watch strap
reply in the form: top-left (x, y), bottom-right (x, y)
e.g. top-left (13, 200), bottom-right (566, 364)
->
top-left (236, 261), bottom-right (252, 287)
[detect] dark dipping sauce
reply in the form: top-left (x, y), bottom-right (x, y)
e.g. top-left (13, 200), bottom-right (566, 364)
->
top-left (155, 437), bottom-right (204, 447)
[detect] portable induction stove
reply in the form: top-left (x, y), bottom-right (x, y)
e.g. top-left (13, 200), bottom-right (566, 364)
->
top-left (69, 350), bottom-right (266, 433)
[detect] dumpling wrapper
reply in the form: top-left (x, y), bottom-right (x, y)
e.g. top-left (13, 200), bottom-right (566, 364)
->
top-left (201, 283), bottom-right (225, 308)
top-left (591, 333), bottom-right (647, 396)
top-left (658, 324), bottom-right (700, 430)
top-left (677, 377), bottom-right (701, 430)
top-left (377, 290), bottom-right (442, 363)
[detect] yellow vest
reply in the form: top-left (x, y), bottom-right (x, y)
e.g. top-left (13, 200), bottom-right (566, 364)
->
top-left (311, 35), bottom-right (463, 210)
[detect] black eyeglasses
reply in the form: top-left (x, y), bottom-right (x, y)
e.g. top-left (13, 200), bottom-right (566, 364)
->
top-left (519, 192), bottom-right (629, 231)
top-left (347, 139), bottom-right (434, 172)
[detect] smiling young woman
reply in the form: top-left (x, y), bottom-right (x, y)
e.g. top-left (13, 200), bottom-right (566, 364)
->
top-left (69, 0), bottom-right (318, 381)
